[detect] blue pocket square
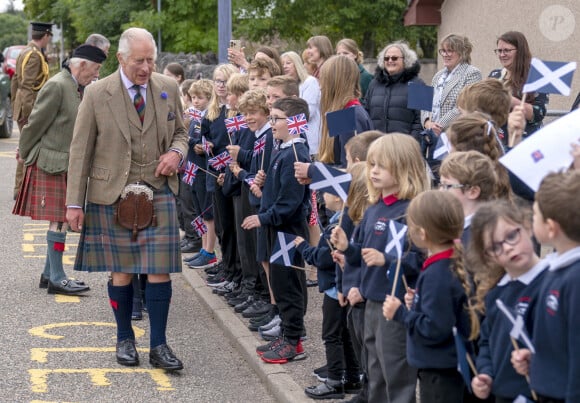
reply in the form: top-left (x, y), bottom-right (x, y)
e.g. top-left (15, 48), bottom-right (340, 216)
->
top-left (167, 111), bottom-right (176, 121)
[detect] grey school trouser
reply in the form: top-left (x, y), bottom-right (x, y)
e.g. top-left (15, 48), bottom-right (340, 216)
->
top-left (364, 300), bottom-right (417, 403)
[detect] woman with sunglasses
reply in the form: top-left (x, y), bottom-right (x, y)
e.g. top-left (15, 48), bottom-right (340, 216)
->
top-left (423, 34), bottom-right (482, 136)
top-left (364, 41), bottom-right (424, 142)
top-left (489, 31), bottom-right (547, 141)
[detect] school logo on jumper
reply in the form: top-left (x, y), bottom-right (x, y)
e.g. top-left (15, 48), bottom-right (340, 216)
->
top-left (546, 290), bottom-right (559, 315)
top-left (516, 296), bottom-right (531, 316)
top-left (531, 149), bottom-right (544, 163)
top-left (373, 217), bottom-right (388, 235)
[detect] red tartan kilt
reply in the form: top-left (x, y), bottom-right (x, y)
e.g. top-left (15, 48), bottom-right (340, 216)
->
top-left (12, 164), bottom-right (67, 222)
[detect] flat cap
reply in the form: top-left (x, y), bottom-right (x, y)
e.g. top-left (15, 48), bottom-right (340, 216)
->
top-left (72, 44), bottom-right (107, 64)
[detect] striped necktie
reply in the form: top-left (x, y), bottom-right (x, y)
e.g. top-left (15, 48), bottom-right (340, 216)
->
top-left (132, 84), bottom-right (145, 123)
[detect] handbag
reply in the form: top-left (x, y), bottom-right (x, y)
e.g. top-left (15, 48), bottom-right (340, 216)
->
top-left (115, 183), bottom-right (157, 241)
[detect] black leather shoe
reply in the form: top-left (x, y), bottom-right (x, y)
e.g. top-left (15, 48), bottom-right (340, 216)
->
top-left (234, 296), bottom-right (255, 313)
top-left (242, 301), bottom-right (272, 318)
top-left (40, 274), bottom-right (86, 289)
top-left (149, 344), bottom-right (183, 370)
top-left (116, 339), bottom-right (139, 366)
top-left (47, 279), bottom-right (90, 295)
top-left (181, 239), bottom-right (201, 254)
top-left (304, 380), bottom-right (345, 400)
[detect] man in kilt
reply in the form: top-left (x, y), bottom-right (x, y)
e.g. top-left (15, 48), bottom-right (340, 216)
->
top-left (13, 44), bottom-right (107, 295)
top-left (66, 28), bottom-right (188, 371)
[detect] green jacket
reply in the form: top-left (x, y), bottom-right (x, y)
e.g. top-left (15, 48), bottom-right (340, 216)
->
top-left (19, 69), bottom-right (80, 174)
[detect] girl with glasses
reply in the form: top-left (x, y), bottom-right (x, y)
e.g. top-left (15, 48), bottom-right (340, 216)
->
top-left (364, 41), bottom-right (424, 143)
top-left (467, 200), bottom-right (547, 403)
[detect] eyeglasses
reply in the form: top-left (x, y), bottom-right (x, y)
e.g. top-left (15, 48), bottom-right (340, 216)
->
top-left (494, 48), bottom-right (517, 55)
top-left (268, 116), bottom-right (287, 125)
top-left (438, 183), bottom-right (465, 190)
top-left (384, 56), bottom-right (403, 62)
top-left (485, 227), bottom-right (522, 257)
top-left (438, 49), bottom-right (455, 56)
top-left (214, 79), bottom-right (227, 86)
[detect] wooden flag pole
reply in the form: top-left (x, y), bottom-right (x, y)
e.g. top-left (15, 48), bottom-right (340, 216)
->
top-left (390, 258), bottom-right (402, 296)
top-left (509, 93), bottom-right (528, 148)
top-left (292, 142), bottom-right (299, 162)
top-left (401, 274), bottom-right (409, 293)
top-left (337, 204), bottom-right (347, 229)
top-left (197, 166), bottom-right (219, 179)
top-left (466, 352), bottom-right (478, 376)
top-left (511, 337), bottom-right (538, 401)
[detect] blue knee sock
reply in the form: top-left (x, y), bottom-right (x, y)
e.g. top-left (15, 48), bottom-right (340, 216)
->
top-left (108, 282), bottom-right (135, 341)
top-left (146, 281), bottom-right (172, 348)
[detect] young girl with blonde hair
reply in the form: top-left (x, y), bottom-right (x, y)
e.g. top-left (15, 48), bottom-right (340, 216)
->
top-left (383, 190), bottom-right (479, 403)
top-left (331, 133), bottom-right (429, 403)
top-left (318, 55), bottom-right (372, 167)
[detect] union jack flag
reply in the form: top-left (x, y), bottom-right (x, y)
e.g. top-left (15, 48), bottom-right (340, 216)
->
top-left (224, 115), bottom-right (248, 134)
top-left (191, 216), bottom-right (208, 237)
top-left (244, 176), bottom-right (255, 187)
top-left (181, 161), bottom-right (198, 185)
top-left (185, 107), bottom-right (203, 122)
top-left (286, 113), bottom-right (308, 136)
top-left (201, 136), bottom-right (212, 155)
top-left (253, 136), bottom-right (266, 156)
top-left (208, 151), bottom-right (232, 170)
top-left (531, 149), bottom-right (544, 163)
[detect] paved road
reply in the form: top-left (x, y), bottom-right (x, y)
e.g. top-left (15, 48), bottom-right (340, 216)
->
top-left (0, 129), bottom-right (277, 402)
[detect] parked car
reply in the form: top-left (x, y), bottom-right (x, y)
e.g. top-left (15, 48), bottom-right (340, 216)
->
top-left (3, 45), bottom-right (26, 79)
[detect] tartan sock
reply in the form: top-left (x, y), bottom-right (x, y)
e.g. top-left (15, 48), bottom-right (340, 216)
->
top-left (146, 280), bottom-right (172, 348)
top-left (46, 231), bottom-right (67, 283)
top-left (108, 282), bottom-right (135, 341)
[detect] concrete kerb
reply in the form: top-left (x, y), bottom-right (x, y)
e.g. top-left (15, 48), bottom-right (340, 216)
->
top-left (181, 266), bottom-right (311, 403)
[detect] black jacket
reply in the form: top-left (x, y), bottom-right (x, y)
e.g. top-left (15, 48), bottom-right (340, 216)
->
top-left (365, 62), bottom-right (423, 142)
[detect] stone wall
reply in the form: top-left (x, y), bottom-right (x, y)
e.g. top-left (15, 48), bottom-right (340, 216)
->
top-left (157, 51), bottom-right (218, 80)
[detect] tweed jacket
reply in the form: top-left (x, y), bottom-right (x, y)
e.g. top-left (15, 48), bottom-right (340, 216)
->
top-left (10, 41), bottom-right (49, 124)
top-left (19, 69), bottom-right (80, 174)
top-left (421, 62), bottom-right (482, 130)
top-left (66, 71), bottom-right (188, 206)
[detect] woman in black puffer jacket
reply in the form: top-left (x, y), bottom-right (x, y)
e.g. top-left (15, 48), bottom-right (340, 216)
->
top-left (365, 41), bottom-right (423, 142)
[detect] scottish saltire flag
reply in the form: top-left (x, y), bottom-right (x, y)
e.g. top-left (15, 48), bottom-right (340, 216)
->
top-left (499, 109), bottom-right (580, 191)
top-left (384, 221), bottom-right (407, 259)
top-left (181, 161), bottom-right (198, 185)
top-left (208, 151), bottom-right (232, 170)
top-left (453, 327), bottom-right (474, 394)
top-left (286, 113), bottom-right (309, 136)
top-left (191, 216), bottom-right (207, 237)
top-left (225, 115), bottom-right (248, 133)
top-left (495, 299), bottom-right (536, 353)
top-left (513, 395), bottom-right (534, 403)
top-left (326, 107), bottom-right (356, 137)
top-left (523, 58), bottom-right (576, 96)
top-left (433, 131), bottom-right (451, 160)
top-left (253, 135), bottom-right (266, 156)
top-left (201, 136), bottom-right (212, 155)
top-left (270, 232), bottom-right (297, 267)
top-left (309, 162), bottom-right (351, 202)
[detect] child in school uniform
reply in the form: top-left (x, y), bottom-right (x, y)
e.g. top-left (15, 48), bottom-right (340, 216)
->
top-left (331, 133), bottom-right (429, 403)
top-left (248, 57), bottom-right (281, 90)
top-left (512, 171), bottom-right (580, 403)
top-left (467, 200), bottom-right (547, 402)
top-left (241, 97), bottom-right (311, 364)
top-left (298, 162), bottom-right (366, 400)
top-left (383, 190), bottom-right (479, 403)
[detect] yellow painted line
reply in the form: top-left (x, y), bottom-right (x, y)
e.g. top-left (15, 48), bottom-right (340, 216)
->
top-left (54, 295), bottom-right (81, 303)
top-left (29, 368), bottom-right (174, 393)
top-left (29, 322), bottom-right (145, 340)
top-left (31, 347), bottom-right (150, 363)
top-left (0, 151), bottom-right (16, 158)
top-left (24, 223), bottom-right (50, 226)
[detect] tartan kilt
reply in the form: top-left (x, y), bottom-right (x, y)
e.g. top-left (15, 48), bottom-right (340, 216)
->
top-left (74, 187), bottom-right (182, 274)
top-left (12, 164), bottom-right (67, 222)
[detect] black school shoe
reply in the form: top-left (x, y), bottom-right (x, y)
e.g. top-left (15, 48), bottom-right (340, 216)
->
top-left (304, 380), bottom-right (345, 400)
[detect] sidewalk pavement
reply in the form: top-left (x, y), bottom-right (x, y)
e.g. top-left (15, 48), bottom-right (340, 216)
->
top-left (181, 263), bottom-right (353, 403)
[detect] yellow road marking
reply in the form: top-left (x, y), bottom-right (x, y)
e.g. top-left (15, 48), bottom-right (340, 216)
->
top-left (0, 151), bottom-right (16, 158)
top-left (54, 295), bottom-right (81, 303)
top-left (29, 368), bottom-right (174, 393)
top-left (28, 322), bottom-right (145, 340)
top-left (31, 347), bottom-right (150, 363)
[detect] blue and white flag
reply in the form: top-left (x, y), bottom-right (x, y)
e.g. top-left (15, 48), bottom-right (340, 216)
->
top-left (309, 162), bottom-right (351, 202)
top-left (270, 232), bottom-right (297, 267)
top-left (384, 220), bottom-right (407, 259)
top-left (513, 395), bottom-right (534, 403)
top-left (453, 326), bottom-right (474, 394)
top-left (496, 299), bottom-right (536, 354)
top-left (523, 58), bottom-right (576, 96)
top-left (433, 132), bottom-right (450, 160)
